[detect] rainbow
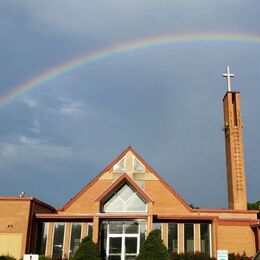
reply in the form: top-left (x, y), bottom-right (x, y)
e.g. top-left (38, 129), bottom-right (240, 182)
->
top-left (1, 32), bottom-right (260, 106)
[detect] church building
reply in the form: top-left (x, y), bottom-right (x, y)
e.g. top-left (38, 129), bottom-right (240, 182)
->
top-left (0, 68), bottom-right (259, 259)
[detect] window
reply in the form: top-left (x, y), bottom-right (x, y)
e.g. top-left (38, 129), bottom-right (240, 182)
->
top-left (52, 223), bottom-right (65, 258)
top-left (168, 223), bottom-right (178, 253)
top-left (69, 223), bottom-right (82, 257)
top-left (133, 157), bottom-right (145, 173)
top-left (152, 223), bottom-right (162, 232)
top-left (200, 224), bottom-right (211, 255)
top-left (36, 222), bottom-right (48, 255)
top-left (113, 157), bottom-right (126, 172)
top-left (152, 223), bottom-right (163, 239)
top-left (139, 221), bottom-right (146, 246)
top-left (103, 184), bottom-right (146, 212)
top-left (87, 223), bottom-right (93, 237)
top-left (184, 223), bottom-right (194, 253)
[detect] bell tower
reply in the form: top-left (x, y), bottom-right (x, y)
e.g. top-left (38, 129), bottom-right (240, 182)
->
top-left (222, 66), bottom-right (247, 210)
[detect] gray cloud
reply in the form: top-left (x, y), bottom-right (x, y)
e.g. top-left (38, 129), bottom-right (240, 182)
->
top-left (4, 0), bottom-right (259, 41)
top-left (0, 135), bottom-right (72, 166)
top-left (0, 0), bottom-right (259, 207)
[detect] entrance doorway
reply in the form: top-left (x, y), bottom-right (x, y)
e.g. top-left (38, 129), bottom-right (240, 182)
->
top-left (107, 234), bottom-right (139, 260)
top-left (100, 220), bottom-right (146, 260)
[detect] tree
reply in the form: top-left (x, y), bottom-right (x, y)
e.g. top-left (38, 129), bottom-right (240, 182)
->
top-left (71, 236), bottom-right (101, 260)
top-left (136, 229), bottom-right (170, 260)
top-left (0, 256), bottom-right (16, 260)
top-left (189, 204), bottom-right (200, 209)
top-left (247, 201), bottom-right (260, 210)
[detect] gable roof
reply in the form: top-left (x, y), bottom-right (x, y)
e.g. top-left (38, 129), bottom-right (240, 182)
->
top-left (60, 146), bottom-right (191, 211)
top-left (95, 173), bottom-right (153, 202)
top-left (128, 147), bottom-right (191, 211)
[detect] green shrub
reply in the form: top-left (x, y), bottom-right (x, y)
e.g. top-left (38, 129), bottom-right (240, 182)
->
top-left (228, 252), bottom-right (251, 260)
top-left (39, 256), bottom-right (51, 260)
top-left (171, 252), bottom-right (215, 260)
top-left (0, 255), bottom-right (16, 260)
top-left (50, 256), bottom-right (62, 260)
top-left (70, 236), bottom-right (101, 260)
top-left (136, 229), bottom-right (170, 260)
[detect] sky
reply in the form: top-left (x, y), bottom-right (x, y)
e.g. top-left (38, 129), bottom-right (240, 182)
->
top-left (0, 1), bottom-right (259, 209)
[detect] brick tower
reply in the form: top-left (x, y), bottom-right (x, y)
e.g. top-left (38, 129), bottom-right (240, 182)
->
top-left (222, 67), bottom-right (247, 210)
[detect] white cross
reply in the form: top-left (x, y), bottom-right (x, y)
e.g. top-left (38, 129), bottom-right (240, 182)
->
top-left (222, 66), bottom-right (234, 92)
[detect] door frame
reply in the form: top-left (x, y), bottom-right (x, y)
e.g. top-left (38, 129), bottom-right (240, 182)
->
top-left (106, 233), bottom-right (140, 260)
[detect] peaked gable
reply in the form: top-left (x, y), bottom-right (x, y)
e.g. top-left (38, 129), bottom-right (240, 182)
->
top-left (95, 173), bottom-right (153, 203)
top-left (60, 146), bottom-right (191, 212)
top-left (96, 173), bottom-right (153, 213)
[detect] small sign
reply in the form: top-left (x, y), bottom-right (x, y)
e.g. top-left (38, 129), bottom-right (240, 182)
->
top-left (217, 250), bottom-right (228, 260)
top-left (23, 254), bottom-right (39, 260)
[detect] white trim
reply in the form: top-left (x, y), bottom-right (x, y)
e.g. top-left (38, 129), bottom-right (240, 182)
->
top-left (177, 223), bottom-right (179, 254)
top-left (193, 224), bottom-right (195, 252)
top-left (62, 223), bottom-right (67, 259)
top-left (161, 223), bottom-right (163, 239)
top-left (80, 223), bottom-right (84, 240)
top-left (209, 224), bottom-right (212, 257)
top-left (198, 224), bottom-right (201, 252)
top-left (106, 224), bottom-right (110, 258)
top-left (50, 223), bottom-right (54, 257)
top-left (165, 223), bottom-right (168, 247)
top-left (68, 223), bottom-right (72, 258)
top-left (97, 213), bottom-right (149, 217)
top-left (42, 222), bottom-right (49, 256)
top-left (108, 233), bottom-right (139, 238)
top-left (183, 224), bottom-right (184, 253)
top-left (103, 208), bottom-right (147, 213)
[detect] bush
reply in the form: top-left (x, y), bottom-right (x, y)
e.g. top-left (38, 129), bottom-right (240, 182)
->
top-left (171, 252), bottom-right (215, 260)
top-left (50, 257), bottom-right (62, 260)
top-left (0, 255), bottom-right (16, 260)
top-left (136, 229), bottom-right (170, 260)
top-left (228, 252), bottom-right (251, 260)
top-left (39, 256), bottom-right (51, 260)
top-left (70, 236), bottom-right (101, 260)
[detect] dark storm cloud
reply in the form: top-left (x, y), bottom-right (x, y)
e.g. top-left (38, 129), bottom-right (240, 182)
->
top-left (0, 1), bottom-right (259, 207)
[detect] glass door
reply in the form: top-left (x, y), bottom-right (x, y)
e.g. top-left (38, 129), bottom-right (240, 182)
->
top-left (108, 236), bottom-right (122, 259)
top-left (125, 236), bottom-right (138, 260)
top-left (107, 234), bottom-right (139, 260)
top-left (102, 220), bottom-right (146, 260)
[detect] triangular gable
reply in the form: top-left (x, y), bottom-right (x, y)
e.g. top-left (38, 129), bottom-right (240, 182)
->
top-left (95, 173), bottom-right (153, 202)
top-left (129, 147), bottom-right (191, 211)
top-left (60, 147), bottom-right (131, 210)
top-left (60, 146), bottom-right (191, 212)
